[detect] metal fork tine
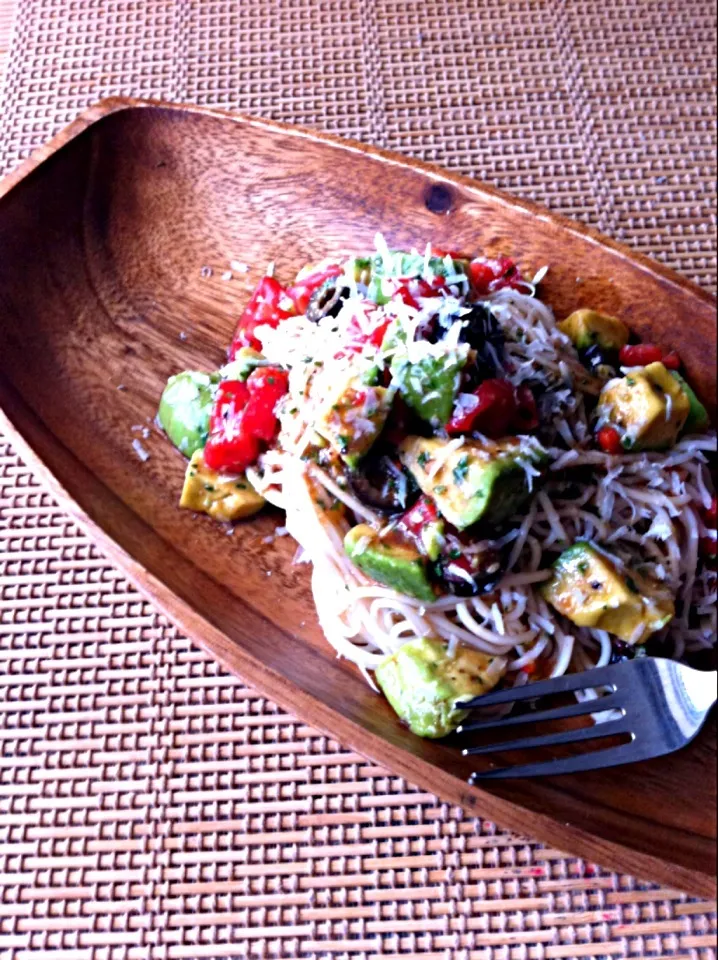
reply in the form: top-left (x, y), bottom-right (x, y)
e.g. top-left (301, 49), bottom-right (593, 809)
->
top-left (462, 718), bottom-right (629, 756)
top-left (457, 663), bottom-right (621, 711)
top-left (469, 741), bottom-right (648, 780)
top-left (456, 692), bottom-right (623, 734)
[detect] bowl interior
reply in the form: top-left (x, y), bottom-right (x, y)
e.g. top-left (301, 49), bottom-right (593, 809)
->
top-left (0, 104), bottom-right (714, 892)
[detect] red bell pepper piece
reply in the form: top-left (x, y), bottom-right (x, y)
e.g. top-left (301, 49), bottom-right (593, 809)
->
top-left (242, 366), bottom-right (290, 442)
top-left (618, 344), bottom-right (663, 367)
top-left (400, 495), bottom-right (440, 537)
top-left (661, 350), bottom-right (681, 370)
top-left (229, 276), bottom-right (295, 357)
top-left (341, 309), bottom-right (392, 357)
top-left (468, 256), bottom-right (525, 296)
top-left (618, 343), bottom-right (681, 370)
top-left (513, 385), bottom-right (539, 432)
top-left (204, 380), bottom-right (259, 473)
top-left (395, 275), bottom-right (447, 309)
top-left (204, 366), bottom-right (289, 473)
top-left (701, 496), bottom-right (717, 558)
top-left (597, 426), bottom-right (623, 455)
top-left (287, 264), bottom-right (343, 314)
top-left (447, 378), bottom-right (517, 437)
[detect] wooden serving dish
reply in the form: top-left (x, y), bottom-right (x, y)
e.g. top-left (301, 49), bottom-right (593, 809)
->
top-left (0, 98), bottom-right (715, 896)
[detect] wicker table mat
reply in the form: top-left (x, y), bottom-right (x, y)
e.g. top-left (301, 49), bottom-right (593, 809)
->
top-left (0, 1), bottom-right (716, 957)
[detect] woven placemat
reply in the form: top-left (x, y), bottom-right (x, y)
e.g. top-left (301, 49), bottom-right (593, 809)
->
top-left (0, 1), bottom-right (716, 958)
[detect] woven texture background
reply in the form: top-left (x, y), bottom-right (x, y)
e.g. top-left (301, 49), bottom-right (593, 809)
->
top-left (0, 1), bottom-right (716, 958)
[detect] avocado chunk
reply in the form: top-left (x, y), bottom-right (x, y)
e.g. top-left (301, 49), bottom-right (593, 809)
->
top-left (542, 542), bottom-right (674, 643)
top-left (220, 347), bottom-right (265, 382)
top-left (400, 436), bottom-right (546, 530)
top-left (558, 309), bottom-right (630, 351)
top-left (375, 636), bottom-right (507, 738)
top-left (180, 450), bottom-right (265, 522)
top-left (344, 524), bottom-right (435, 602)
top-left (597, 362), bottom-right (690, 451)
top-left (670, 371), bottom-right (709, 434)
top-left (313, 374), bottom-right (393, 468)
top-left (158, 370), bottom-right (217, 458)
top-left (391, 349), bottom-right (467, 426)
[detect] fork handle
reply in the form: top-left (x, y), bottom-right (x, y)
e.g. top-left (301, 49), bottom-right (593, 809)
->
top-left (658, 662), bottom-right (718, 730)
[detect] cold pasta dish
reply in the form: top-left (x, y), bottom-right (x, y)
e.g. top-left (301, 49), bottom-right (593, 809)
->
top-left (158, 238), bottom-right (716, 738)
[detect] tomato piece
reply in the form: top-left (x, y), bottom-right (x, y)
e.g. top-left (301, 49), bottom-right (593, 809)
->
top-left (704, 496), bottom-right (717, 527)
top-left (468, 256), bottom-right (524, 296)
top-left (513, 385), bottom-right (539, 432)
top-left (204, 380), bottom-right (260, 472)
top-left (242, 366), bottom-right (289, 442)
top-left (341, 310), bottom-right (392, 357)
top-left (661, 350), bottom-right (681, 370)
top-left (700, 536), bottom-right (717, 558)
top-left (447, 378), bottom-right (517, 437)
top-left (229, 276), bottom-right (295, 357)
top-left (597, 425), bottom-right (623, 455)
top-left (394, 276), bottom-right (447, 309)
top-left (618, 343), bottom-right (663, 367)
top-left (400, 495), bottom-right (439, 536)
top-left (287, 264), bottom-right (343, 314)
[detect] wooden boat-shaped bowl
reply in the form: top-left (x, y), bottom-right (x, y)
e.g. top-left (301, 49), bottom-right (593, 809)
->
top-left (0, 98), bottom-right (715, 896)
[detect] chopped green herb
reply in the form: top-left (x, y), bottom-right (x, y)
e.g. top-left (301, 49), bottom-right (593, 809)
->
top-left (315, 498), bottom-right (327, 509)
top-left (626, 376), bottom-right (636, 386)
top-left (433, 484), bottom-right (447, 495)
top-left (577, 560), bottom-right (589, 574)
top-left (449, 548), bottom-right (461, 560)
top-left (338, 435), bottom-right (350, 453)
top-left (452, 455), bottom-right (469, 485)
top-left (235, 482), bottom-right (247, 490)
top-left (417, 451), bottom-right (430, 469)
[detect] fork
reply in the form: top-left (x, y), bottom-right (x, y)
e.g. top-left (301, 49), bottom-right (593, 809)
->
top-left (456, 657), bottom-right (717, 780)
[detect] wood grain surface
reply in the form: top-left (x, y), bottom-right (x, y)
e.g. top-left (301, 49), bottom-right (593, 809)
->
top-left (0, 98), bottom-right (715, 897)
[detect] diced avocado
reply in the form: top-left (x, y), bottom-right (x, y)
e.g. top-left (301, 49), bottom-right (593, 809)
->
top-left (349, 256), bottom-right (373, 285)
top-left (361, 363), bottom-right (382, 386)
top-left (420, 519), bottom-right (445, 561)
top-left (179, 450), bottom-right (265, 522)
top-left (670, 371), bottom-right (709, 434)
top-left (158, 370), bottom-right (218, 458)
top-left (314, 375), bottom-right (393, 468)
top-left (541, 541), bottom-right (674, 643)
top-left (558, 309), bottom-right (630, 350)
top-left (375, 636), bottom-right (507, 738)
top-left (366, 276), bottom-right (393, 305)
top-left (344, 524), bottom-right (435, 602)
top-left (400, 436), bottom-right (546, 530)
top-left (391, 348), bottom-right (467, 426)
top-left (597, 362), bottom-right (690, 451)
top-left (220, 347), bottom-right (265, 381)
